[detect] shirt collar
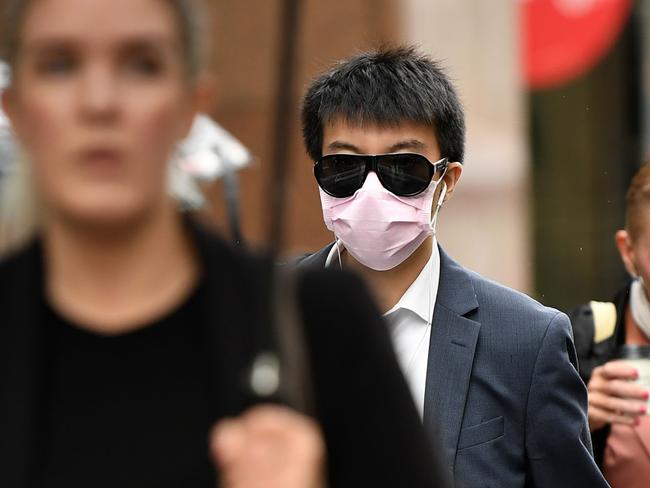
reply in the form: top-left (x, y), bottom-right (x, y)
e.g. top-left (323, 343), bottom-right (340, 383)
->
top-left (325, 239), bottom-right (441, 323)
top-left (384, 243), bottom-right (440, 323)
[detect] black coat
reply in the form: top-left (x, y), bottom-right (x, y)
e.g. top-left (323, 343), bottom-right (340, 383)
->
top-left (0, 222), bottom-right (450, 487)
top-left (569, 283), bottom-right (631, 467)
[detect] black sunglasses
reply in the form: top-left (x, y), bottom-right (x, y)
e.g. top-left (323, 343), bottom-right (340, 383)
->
top-left (314, 153), bottom-right (448, 198)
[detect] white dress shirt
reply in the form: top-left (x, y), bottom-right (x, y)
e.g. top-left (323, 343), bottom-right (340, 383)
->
top-left (325, 240), bottom-right (440, 416)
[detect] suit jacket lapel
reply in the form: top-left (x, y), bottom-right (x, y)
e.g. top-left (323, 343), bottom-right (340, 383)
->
top-left (423, 247), bottom-right (480, 469)
top-left (297, 243), bottom-right (334, 269)
top-left (0, 241), bottom-right (44, 487)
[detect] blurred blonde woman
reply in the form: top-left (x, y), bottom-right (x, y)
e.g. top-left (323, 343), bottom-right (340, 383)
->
top-left (0, 0), bottom-right (447, 487)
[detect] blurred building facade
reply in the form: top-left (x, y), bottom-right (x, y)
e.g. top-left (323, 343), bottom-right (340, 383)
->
top-left (206, 0), bottom-right (531, 293)
top-left (204, 0), bottom-right (402, 256)
top-left (205, 0), bottom-right (643, 311)
top-left (0, 0), bottom-right (642, 310)
top-left (403, 0), bottom-right (531, 293)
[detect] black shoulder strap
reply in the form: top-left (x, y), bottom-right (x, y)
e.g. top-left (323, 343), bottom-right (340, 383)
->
top-left (192, 222), bottom-right (314, 417)
top-left (243, 264), bottom-right (315, 416)
top-left (272, 267), bottom-right (314, 414)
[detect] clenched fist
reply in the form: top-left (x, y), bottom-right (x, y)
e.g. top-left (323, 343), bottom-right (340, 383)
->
top-left (211, 405), bottom-right (327, 488)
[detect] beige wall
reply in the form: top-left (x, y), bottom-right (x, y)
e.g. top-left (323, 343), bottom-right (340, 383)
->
top-left (402, 0), bottom-right (532, 292)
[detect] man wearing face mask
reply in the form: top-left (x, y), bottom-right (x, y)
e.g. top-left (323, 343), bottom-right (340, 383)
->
top-left (570, 163), bottom-right (650, 487)
top-left (297, 47), bottom-right (607, 487)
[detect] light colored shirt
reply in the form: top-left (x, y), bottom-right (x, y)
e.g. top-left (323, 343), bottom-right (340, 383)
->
top-left (325, 240), bottom-right (440, 416)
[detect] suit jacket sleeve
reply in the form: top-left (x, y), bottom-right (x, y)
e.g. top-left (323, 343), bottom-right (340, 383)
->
top-left (525, 312), bottom-right (609, 487)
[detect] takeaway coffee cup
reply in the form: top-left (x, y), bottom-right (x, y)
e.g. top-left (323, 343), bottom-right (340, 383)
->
top-left (615, 345), bottom-right (650, 414)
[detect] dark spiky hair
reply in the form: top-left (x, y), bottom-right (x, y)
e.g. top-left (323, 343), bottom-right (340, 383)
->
top-left (301, 46), bottom-right (465, 163)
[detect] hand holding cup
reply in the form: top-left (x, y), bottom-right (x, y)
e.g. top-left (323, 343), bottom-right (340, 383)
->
top-left (587, 359), bottom-right (649, 431)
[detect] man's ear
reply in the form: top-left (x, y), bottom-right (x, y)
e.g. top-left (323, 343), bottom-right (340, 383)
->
top-left (441, 162), bottom-right (462, 204)
top-left (615, 229), bottom-right (638, 277)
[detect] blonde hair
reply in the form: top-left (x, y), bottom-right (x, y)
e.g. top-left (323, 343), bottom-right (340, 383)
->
top-left (1, 0), bottom-right (207, 77)
top-left (0, 153), bottom-right (39, 254)
top-left (0, 0), bottom-right (209, 255)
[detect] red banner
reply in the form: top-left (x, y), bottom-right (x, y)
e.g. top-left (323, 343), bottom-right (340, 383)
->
top-left (523, 0), bottom-right (632, 90)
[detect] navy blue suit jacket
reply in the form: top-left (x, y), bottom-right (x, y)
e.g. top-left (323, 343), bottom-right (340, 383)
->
top-left (299, 244), bottom-right (609, 487)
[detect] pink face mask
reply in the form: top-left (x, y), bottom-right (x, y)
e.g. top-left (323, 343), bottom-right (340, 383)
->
top-left (319, 171), bottom-right (446, 271)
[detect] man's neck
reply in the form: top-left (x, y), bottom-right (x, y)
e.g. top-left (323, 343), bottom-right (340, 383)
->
top-left (343, 238), bottom-right (434, 313)
top-left (44, 204), bottom-right (199, 335)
